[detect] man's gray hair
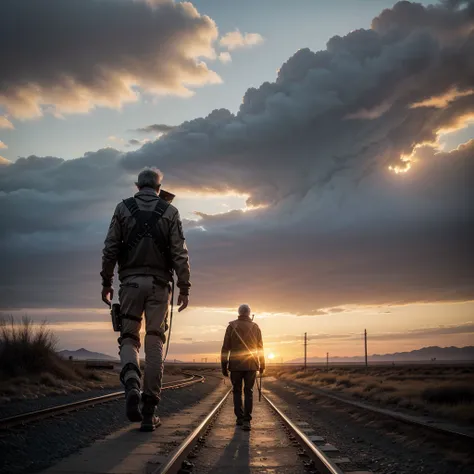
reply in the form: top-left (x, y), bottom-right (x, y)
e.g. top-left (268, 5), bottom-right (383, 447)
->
top-left (238, 304), bottom-right (251, 316)
top-left (135, 167), bottom-right (163, 189)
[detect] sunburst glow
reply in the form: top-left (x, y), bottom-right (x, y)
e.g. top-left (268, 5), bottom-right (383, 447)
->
top-left (389, 162), bottom-right (412, 174)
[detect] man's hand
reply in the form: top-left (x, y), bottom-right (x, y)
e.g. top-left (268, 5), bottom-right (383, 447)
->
top-left (177, 294), bottom-right (189, 312)
top-left (222, 368), bottom-right (229, 377)
top-left (259, 368), bottom-right (265, 375)
top-left (101, 286), bottom-right (114, 307)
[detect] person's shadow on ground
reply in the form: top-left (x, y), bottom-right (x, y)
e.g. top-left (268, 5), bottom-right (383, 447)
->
top-left (208, 426), bottom-right (251, 473)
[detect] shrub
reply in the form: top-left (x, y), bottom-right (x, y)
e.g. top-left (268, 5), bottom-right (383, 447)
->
top-left (320, 375), bottom-right (337, 384)
top-left (294, 371), bottom-right (310, 379)
top-left (336, 378), bottom-right (354, 388)
top-left (39, 372), bottom-right (61, 387)
top-left (364, 382), bottom-right (379, 392)
top-left (0, 315), bottom-right (77, 380)
top-left (87, 372), bottom-right (103, 382)
top-left (422, 385), bottom-right (474, 405)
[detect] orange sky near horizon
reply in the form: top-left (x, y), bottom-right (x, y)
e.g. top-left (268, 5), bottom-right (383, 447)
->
top-left (6, 300), bottom-right (473, 362)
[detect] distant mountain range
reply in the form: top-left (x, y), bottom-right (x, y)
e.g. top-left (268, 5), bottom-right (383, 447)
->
top-left (287, 346), bottom-right (474, 363)
top-left (58, 345), bottom-right (474, 363)
top-left (58, 348), bottom-right (117, 361)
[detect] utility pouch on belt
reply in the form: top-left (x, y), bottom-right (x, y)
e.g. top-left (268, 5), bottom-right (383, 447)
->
top-left (111, 304), bottom-right (122, 332)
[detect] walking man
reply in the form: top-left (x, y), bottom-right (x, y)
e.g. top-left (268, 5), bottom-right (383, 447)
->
top-left (101, 168), bottom-right (190, 431)
top-left (221, 304), bottom-right (265, 431)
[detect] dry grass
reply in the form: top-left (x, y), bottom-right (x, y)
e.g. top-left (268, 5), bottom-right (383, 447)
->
top-left (0, 315), bottom-right (76, 379)
top-left (0, 316), bottom-right (120, 402)
top-left (268, 365), bottom-right (474, 425)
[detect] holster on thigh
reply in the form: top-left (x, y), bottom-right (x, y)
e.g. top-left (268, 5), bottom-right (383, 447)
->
top-left (118, 314), bottom-right (142, 348)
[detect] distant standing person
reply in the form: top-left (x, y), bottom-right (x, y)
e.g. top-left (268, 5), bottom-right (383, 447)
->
top-left (221, 304), bottom-right (265, 431)
top-left (101, 168), bottom-right (191, 431)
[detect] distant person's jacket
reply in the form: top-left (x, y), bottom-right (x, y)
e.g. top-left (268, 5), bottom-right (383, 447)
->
top-left (100, 187), bottom-right (191, 295)
top-left (221, 316), bottom-right (265, 372)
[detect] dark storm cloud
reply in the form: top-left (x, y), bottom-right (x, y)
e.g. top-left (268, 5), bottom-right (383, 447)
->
top-left (0, 0), bottom-right (220, 119)
top-left (0, 1), bottom-right (473, 312)
top-left (0, 149), bottom-right (129, 238)
top-left (120, 1), bottom-right (474, 206)
top-left (135, 124), bottom-right (177, 134)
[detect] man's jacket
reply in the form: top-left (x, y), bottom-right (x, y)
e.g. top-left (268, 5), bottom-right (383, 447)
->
top-left (100, 188), bottom-right (191, 295)
top-left (221, 316), bottom-right (265, 372)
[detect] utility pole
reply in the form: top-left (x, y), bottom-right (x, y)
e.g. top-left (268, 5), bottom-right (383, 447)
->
top-left (364, 329), bottom-right (368, 368)
top-left (326, 352), bottom-right (329, 372)
top-left (304, 332), bottom-right (307, 371)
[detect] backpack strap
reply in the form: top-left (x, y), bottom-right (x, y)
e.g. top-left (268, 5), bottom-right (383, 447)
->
top-left (147, 199), bottom-right (171, 261)
top-left (123, 197), bottom-right (140, 217)
top-left (151, 198), bottom-right (169, 219)
top-left (121, 198), bottom-right (171, 268)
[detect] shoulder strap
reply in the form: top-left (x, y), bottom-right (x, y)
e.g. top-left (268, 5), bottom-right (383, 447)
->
top-left (123, 197), bottom-right (140, 217)
top-left (152, 198), bottom-right (170, 219)
top-left (121, 197), bottom-right (170, 255)
top-left (147, 198), bottom-right (171, 247)
top-left (123, 197), bottom-right (169, 220)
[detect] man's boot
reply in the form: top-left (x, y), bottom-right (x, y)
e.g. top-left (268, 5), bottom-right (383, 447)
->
top-left (125, 379), bottom-right (142, 422)
top-left (242, 420), bottom-right (251, 431)
top-left (236, 418), bottom-right (243, 426)
top-left (140, 394), bottom-right (161, 432)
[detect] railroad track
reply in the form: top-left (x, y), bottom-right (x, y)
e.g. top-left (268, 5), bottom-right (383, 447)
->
top-left (0, 373), bottom-right (204, 430)
top-left (153, 389), bottom-right (369, 474)
top-left (283, 380), bottom-right (474, 441)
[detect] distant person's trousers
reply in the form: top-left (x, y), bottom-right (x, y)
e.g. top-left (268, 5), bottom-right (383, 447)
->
top-left (230, 371), bottom-right (257, 421)
top-left (118, 275), bottom-right (170, 403)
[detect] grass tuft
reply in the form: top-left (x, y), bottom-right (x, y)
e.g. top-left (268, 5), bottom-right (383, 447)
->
top-left (39, 372), bottom-right (61, 387)
top-left (268, 364), bottom-right (474, 425)
top-left (0, 315), bottom-right (77, 380)
top-left (422, 385), bottom-right (474, 405)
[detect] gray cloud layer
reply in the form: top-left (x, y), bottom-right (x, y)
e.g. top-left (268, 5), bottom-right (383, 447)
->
top-left (268, 323), bottom-right (474, 345)
top-left (120, 0), bottom-right (474, 206)
top-left (135, 124), bottom-right (177, 134)
top-left (0, 1), bottom-right (473, 313)
top-left (0, 0), bottom-right (220, 119)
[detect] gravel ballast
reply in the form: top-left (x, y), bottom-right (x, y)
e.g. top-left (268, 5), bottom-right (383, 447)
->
top-left (0, 376), bottom-right (222, 474)
top-left (265, 378), bottom-right (474, 474)
top-left (0, 387), bottom-right (122, 420)
top-left (0, 374), bottom-right (186, 420)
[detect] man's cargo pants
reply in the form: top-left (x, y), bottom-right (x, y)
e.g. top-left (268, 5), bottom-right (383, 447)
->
top-left (118, 275), bottom-right (170, 403)
top-left (230, 370), bottom-right (257, 421)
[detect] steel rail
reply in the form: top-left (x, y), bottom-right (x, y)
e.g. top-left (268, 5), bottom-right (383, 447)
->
top-left (154, 389), bottom-right (231, 474)
top-left (0, 374), bottom-right (204, 430)
top-left (263, 393), bottom-right (344, 474)
top-left (154, 388), bottom-right (342, 474)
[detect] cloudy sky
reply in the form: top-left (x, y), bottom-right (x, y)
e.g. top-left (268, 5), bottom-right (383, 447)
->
top-left (1, 0), bottom-right (473, 361)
